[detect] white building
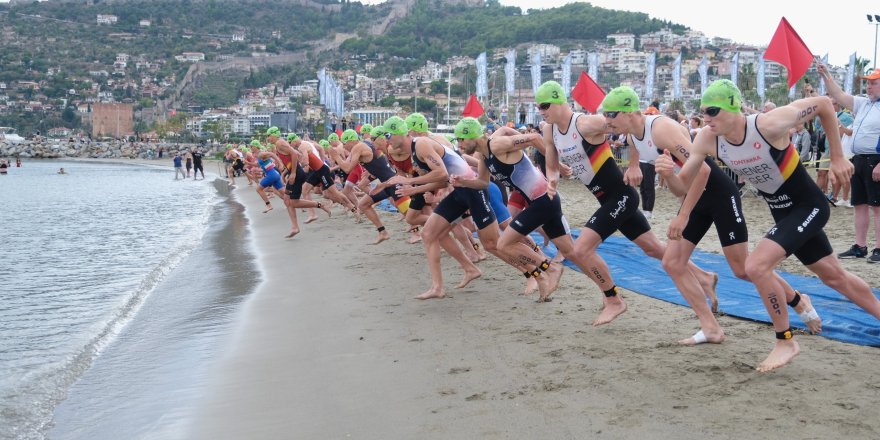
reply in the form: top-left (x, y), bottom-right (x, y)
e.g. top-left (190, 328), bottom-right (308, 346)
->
top-left (233, 117), bottom-right (251, 135)
top-left (248, 112), bottom-right (271, 133)
top-left (139, 20), bottom-right (151, 27)
top-left (175, 52), bottom-right (206, 62)
top-left (350, 108), bottom-right (398, 127)
top-left (568, 49), bottom-right (587, 65)
top-left (96, 14), bottom-right (118, 25)
top-left (608, 33), bottom-right (635, 48)
top-left (528, 44), bottom-right (560, 59)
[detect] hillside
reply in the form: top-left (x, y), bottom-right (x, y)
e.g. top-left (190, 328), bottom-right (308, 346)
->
top-left (340, 0), bottom-right (687, 65)
top-left (0, 0), bottom-right (693, 135)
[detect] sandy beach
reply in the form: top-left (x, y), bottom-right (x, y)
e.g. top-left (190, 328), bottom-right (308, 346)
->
top-left (188, 173), bottom-right (880, 440)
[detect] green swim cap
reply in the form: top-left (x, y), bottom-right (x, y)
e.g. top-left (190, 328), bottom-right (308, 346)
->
top-left (250, 139), bottom-right (262, 148)
top-left (266, 126), bottom-right (281, 137)
top-left (601, 86), bottom-right (641, 113)
top-left (535, 81), bottom-right (566, 104)
top-left (319, 140), bottom-right (330, 149)
top-left (327, 133), bottom-right (340, 142)
top-left (370, 125), bottom-right (386, 138)
top-left (445, 134), bottom-right (456, 144)
top-left (226, 144), bottom-right (233, 150)
top-left (455, 117), bottom-right (484, 140)
top-left (241, 147), bottom-right (251, 153)
top-left (384, 116), bottom-right (408, 135)
top-left (287, 133), bottom-right (299, 141)
top-left (359, 124), bottom-right (373, 135)
top-left (701, 79), bottom-right (742, 113)
top-left (341, 129), bottom-right (359, 143)
top-left (405, 113), bottom-right (429, 133)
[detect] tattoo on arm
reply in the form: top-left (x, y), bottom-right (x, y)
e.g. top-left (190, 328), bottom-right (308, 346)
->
top-left (675, 144), bottom-right (690, 159)
top-left (428, 156), bottom-right (442, 168)
top-left (796, 105), bottom-right (818, 123)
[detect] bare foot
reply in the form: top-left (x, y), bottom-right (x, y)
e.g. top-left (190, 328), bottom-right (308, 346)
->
top-left (521, 276), bottom-right (538, 295)
top-left (545, 263), bottom-right (564, 294)
top-left (456, 268), bottom-right (482, 288)
top-left (262, 204), bottom-right (273, 213)
top-left (475, 246), bottom-right (487, 262)
top-left (285, 229), bottom-right (300, 239)
top-left (792, 293), bottom-right (822, 334)
top-left (304, 216), bottom-right (318, 224)
top-left (415, 286), bottom-right (446, 300)
top-left (372, 230), bottom-right (390, 245)
top-left (407, 232), bottom-right (422, 244)
top-left (678, 329), bottom-right (725, 345)
top-left (535, 274), bottom-right (553, 302)
top-left (319, 204), bottom-right (332, 218)
top-left (697, 272), bottom-right (719, 313)
top-left (757, 339), bottom-right (800, 372)
top-left (707, 273), bottom-right (719, 313)
top-left (593, 299), bottom-right (627, 326)
top-left (466, 251), bottom-right (481, 263)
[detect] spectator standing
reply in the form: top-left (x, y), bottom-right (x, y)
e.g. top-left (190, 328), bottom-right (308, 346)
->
top-left (192, 148), bottom-right (205, 180)
top-left (818, 63), bottom-right (880, 263)
top-left (173, 152), bottom-right (185, 180)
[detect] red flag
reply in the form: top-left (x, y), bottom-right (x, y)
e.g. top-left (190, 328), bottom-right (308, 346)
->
top-left (461, 94), bottom-right (485, 118)
top-left (356, 124), bottom-right (362, 134)
top-left (571, 71), bottom-right (606, 114)
top-left (764, 17), bottom-right (813, 88)
top-left (336, 128), bottom-right (343, 138)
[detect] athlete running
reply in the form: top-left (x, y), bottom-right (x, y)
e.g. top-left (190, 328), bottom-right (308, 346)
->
top-left (602, 86), bottom-right (820, 345)
top-left (454, 117), bottom-right (577, 302)
top-left (684, 79), bottom-right (876, 371)
top-left (328, 129), bottom-right (412, 244)
top-left (537, 80), bottom-right (716, 325)
top-left (383, 116), bottom-right (562, 300)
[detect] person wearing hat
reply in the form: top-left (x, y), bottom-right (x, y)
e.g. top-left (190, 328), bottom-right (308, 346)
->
top-left (818, 62), bottom-right (880, 263)
top-left (327, 136), bottom-right (367, 215)
top-left (384, 116), bottom-right (557, 300)
top-left (605, 86), bottom-right (820, 346)
top-left (379, 124), bottom-right (429, 244)
top-left (359, 123), bottom-right (374, 142)
top-left (265, 128), bottom-right (298, 177)
top-left (453, 117), bottom-right (574, 302)
top-left (681, 79), bottom-right (876, 372)
top-left (293, 132), bottom-right (356, 221)
top-left (252, 142), bottom-right (288, 214)
top-left (403, 112), bottom-right (490, 255)
top-left (536, 80), bottom-right (717, 325)
top-left (328, 128), bottom-right (411, 244)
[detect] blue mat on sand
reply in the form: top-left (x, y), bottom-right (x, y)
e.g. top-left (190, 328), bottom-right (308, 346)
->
top-left (537, 231), bottom-right (880, 347)
top-left (376, 200), bottom-right (880, 346)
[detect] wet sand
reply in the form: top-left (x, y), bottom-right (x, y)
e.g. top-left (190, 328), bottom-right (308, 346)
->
top-left (188, 174), bottom-right (880, 439)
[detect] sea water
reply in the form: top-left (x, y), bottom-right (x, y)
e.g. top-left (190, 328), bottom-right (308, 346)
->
top-left (0, 160), bottom-right (257, 439)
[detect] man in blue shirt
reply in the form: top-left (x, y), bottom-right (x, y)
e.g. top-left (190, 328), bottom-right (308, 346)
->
top-left (173, 152), bottom-right (185, 180)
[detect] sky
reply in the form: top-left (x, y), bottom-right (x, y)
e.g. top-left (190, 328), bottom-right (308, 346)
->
top-left (366, 0), bottom-right (880, 68)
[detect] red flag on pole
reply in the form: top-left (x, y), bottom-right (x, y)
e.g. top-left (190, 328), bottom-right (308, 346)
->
top-left (461, 94), bottom-right (485, 118)
top-left (571, 71), bottom-right (606, 114)
top-left (763, 17), bottom-right (813, 88)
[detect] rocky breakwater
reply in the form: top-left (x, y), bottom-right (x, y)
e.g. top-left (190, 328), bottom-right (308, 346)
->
top-left (0, 139), bottom-right (209, 159)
